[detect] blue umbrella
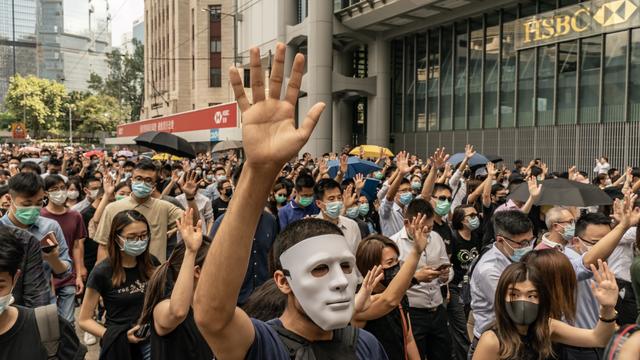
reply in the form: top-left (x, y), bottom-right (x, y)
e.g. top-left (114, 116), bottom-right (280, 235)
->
top-left (328, 156), bottom-right (382, 179)
top-left (447, 153), bottom-right (489, 167)
top-left (360, 178), bottom-right (382, 203)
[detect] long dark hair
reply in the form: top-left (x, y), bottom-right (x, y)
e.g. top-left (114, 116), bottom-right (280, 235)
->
top-left (241, 279), bottom-right (287, 322)
top-left (138, 237), bottom-right (211, 325)
top-left (493, 262), bottom-right (553, 360)
top-left (108, 210), bottom-right (156, 287)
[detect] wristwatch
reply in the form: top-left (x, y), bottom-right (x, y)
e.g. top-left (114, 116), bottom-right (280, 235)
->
top-left (599, 309), bottom-right (618, 323)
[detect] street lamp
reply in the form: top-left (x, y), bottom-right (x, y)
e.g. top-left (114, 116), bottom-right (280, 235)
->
top-left (201, 3), bottom-right (240, 67)
top-left (68, 104), bottom-right (75, 146)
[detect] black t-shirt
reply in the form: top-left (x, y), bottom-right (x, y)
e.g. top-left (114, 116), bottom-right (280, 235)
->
top-left (450, 230), bottom-right (482, 285)
top-left (363, 297), bottom-right (410, 360)
top-left (433, 220), bottom-right (453, 255)
top-left (86, 259), bottom-right (158, 327)
top-left (0, 305), bottom-right (84, 360)
top-left (212, 197), bottom-right (229, 220)
top-left (150, 308), bottom-right (213, 360)
top-left (80, 205), bottom-right (98, 273)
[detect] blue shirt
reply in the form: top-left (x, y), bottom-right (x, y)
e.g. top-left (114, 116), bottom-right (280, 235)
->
top-left (209, 210), bottom-right (278, 305)
top-left (0, 214), bottom-right (72, 284)
top-left (564, 247), bottom-right (598, 329)
top-left (277, 200), bottom-right (320, 231)
top-left (247, 318), bottom-right (389, 360)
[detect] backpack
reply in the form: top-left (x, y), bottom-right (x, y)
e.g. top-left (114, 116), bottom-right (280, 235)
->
top-left (603, 324), bottom-right (640, 360)
top-left (34, 304), bottom-right (87, 360)
top-left (460, 244), bottom-right (493, 306)
top-left (269, 322), bottom-right (359, 360)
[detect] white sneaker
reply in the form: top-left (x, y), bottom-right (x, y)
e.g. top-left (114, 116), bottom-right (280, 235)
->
top-left (83, 331), bottom-right (97, 346)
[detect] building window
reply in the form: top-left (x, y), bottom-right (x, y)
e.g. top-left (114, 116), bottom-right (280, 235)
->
top-left (392, 40), bottom-right (404, 133)
top-left (209, 5), bottom-right (222, 88)
top-left (454, 21), bottom-right (468, 130)
top-left (484, 13), bottom-right (500, 129)
top-left (244, 68), bottom-right (250, 88)
top-left (557, 40), bottom-right (578, 124)
top-left (536, 45), bottom-right (556, 126)
top-left (630, 29), bottom-right (640, 121)
top-left (404, 36), bottom-right (415, 133)
top-left (440, 26), bottom-right (454, 130)
top-left (579, 36), bottom-right (602, 124)
top-left (416, 33), bottom-right (427, 132)
top-left (427, 29), bottom-right (440, 131)
top-left (468, 17), bottom-right (483, 129)
top-left (602, 31), bottom-right (627, 123)
top-left (517, 49), bottom-right (535, 127)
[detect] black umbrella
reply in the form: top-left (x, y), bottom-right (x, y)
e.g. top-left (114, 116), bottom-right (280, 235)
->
top-left (134, 131), bottom-right (196, 159)
top-left (508, 178), bottom-right (612, 207)
top-left (486, 155), bottom-right (504, 163)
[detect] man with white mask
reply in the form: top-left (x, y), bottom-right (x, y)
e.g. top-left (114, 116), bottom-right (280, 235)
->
top-left (193, 44), bottom-right (388, 359)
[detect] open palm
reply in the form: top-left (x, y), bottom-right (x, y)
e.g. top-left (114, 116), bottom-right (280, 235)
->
top-left (230, 44), bottom-right (325, 169)
top-left (590, 260), bottom-right (619, 307)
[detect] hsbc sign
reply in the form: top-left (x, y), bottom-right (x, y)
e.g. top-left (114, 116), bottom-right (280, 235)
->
top-left (515, 0), bottom-right (640, 50)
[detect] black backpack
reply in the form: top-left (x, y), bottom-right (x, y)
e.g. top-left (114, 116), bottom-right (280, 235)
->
top-left (269, 322), bottom-right (359, 360)
top-left (460, 244), bottom-right (494, 306)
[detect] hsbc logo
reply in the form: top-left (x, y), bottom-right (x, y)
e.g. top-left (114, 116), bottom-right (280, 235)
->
top-left (214, 111), bottom-right (223, 124)
top-left (213, 109), bottom-right (232, 125)
top-left (593, 0), bottom-right (638, 26)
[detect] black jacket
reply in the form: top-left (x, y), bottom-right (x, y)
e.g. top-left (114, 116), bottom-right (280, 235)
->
top-left (6, 225), bottom-right (51, 307)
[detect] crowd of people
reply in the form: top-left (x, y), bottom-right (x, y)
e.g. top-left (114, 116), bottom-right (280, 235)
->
top-left (1, 43), bottom-right (640, 360)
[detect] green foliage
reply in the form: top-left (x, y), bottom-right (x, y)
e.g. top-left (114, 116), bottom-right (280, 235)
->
top-left (3, 74), bottom-right (67, 137)
top-left (74, 94), bottom-right (126, 137)
top-left (89, 39), bottom-right (144, 122)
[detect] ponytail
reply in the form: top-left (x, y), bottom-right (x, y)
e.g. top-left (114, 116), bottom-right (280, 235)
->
top-left (138, 236), bottom-right (211, 326)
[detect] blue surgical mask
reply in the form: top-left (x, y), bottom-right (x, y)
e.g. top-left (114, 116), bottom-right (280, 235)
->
top-left (434, 200), bottom-right (451, 216)
top-left (324, 201), bottom-right (343, 219)
top-left (358, 203), bottom-right (370, 217)
top-left (504, 239), bottom-right (533, 262)
top-left (399, 192), bottom-right (413, 206)
top-left (561, 223), bottom-right (575, 241)
top-left (132, 181), bottom-right (153, 198)
top-left (41, 156), bottom-right (50, 163)
top-left (346, 207), bottom-right (359, 219)
top-left (467, 216), bottom-right (480, 231)
top-left (411, 182), bottom-right (422, 191)
top-left (119, 236), bottom-right (149, 257)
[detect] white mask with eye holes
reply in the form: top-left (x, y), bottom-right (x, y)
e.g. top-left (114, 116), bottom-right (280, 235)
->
top-left (280, 234), bottom-right (358, 331)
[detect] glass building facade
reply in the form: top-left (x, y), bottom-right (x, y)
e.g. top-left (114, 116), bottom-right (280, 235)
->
top-left (390, 0), bottom-right (640, 171)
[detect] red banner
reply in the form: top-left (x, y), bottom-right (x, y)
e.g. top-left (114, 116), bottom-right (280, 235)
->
top-left (117, 102), bottom-right (238, 137)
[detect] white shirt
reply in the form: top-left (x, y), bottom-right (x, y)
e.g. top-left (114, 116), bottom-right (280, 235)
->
top-left (593, 162), bottom-right (611, 174)
top-left (176, 193), bottom-right (214, 234)
top-left (314, 214), bottom-right (362, 255)
top-left (379, 197), bottom-right (405, 237)
top-left (390, 227), bottom-right (453, 309)
top-left (608, 227), bottom-right (636, 282)
top-left (449, 169), bottom-right (467, 212)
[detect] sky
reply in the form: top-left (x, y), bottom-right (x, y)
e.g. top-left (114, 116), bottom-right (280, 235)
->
top-left (109, 0), bottom-right (144, 47)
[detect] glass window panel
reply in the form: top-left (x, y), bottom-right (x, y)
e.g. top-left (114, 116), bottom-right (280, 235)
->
top-left (468, 17), bottom-right (483, 129)
top-left (520, 2), bottom-right (537, 17)
top-left (630, 29), bottom-right (640, 121)
top-left (557, 41), bottom-right (578, 124)
top-left (404, 36), bottom-right (415, 133)
top-left (537, 45), bottom-right (556, 126)
top-left (579, 36), bottom-right (602, 124)
top-left (416, 33), bottom-right (427, 131)
top-left (454, 22), bottom-right (468, 130)
top-left (484, 14), bottom-right (500, 129)
top-left (538, 0), bottom-right (556, 13)
top-left (501, 9), bottom-right (517, 128)
top-left (602, 31), bottom-right (627, 123)
top-left (518, 48), bottom-right (535, 127)
top-left (441, 26), bottom-right (454, 130)
top-left (428, 30), bottom-right (440, 130)
top-left (392, 40), bottom-right (404, 132)
top-left (559, 0), bottom-right (579, 6)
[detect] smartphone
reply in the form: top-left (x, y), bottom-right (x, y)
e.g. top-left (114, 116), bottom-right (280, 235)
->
top-left (134, 323), bottom-right (151, 339)
top-left (40, 231), bottom-right (58, 253)
top-left (435, 263), bottom-right (451, 271)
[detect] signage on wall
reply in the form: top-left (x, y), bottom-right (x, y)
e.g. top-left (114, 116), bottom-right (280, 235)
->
top-left (515, 0), bottom-right (640, 50)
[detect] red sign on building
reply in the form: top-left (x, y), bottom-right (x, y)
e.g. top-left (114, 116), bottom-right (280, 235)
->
top-left (117, 102), bottom-right (238, 137)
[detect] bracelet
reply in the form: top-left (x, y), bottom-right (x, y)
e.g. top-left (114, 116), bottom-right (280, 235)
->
top-left (599, 310), bottom-right (618, 323)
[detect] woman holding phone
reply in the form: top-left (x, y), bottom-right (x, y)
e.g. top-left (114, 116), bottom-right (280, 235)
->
top-left (79, 210), bottom-right (157, 360)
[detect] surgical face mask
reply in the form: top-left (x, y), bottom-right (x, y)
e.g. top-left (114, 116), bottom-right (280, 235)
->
top-left (503, 238), bottom-right (534, 262)
top-left (119, 235), bottom-right (149, 257)
top-left (41, 156), bottom-right (50, 163)
top-left (88, 189), bottom-right (99, 200)
top-left (345, 206), bottom-right (359, 219)
top-left (0, 291), bottom-right (14, 315)
top-left (324, 201), bottom-right (343, 219)
top-left (115, 194), bottom-right (126, 201)
top-left (358, 203), bottom-right (370, 217)
top-left (275, 194), bottom-right (287, 204)
top-left (13, 203), bottom-right (41, 225)
top-left (399, 192), bottom-right (413, 206)
top-left (434, 199), bottom-right (451, 216)
top-left (48, 191), bottom-right (67, 206)
top-left (559, 223), bottom-right (575, 241)
top-left (216, 175), bottom-right (226, 182)
top-left (298, 196), bottom-right (314, 207)
top-left (467, 216), bottom-right (480, 231)
top-left (374, 172), bottom-right (384, 180)
top-left (280, 234), bottom-right (358, 331)
top-left (195, 170), bottom-right (202, 176)
top-left (411, 181), bottom-right (422, 191)
top-left (123, 172), bottom-right (132, 179)
top-left (577, 237), bottom-right (594, 254)
top-left (505, 300), bottom-right (539, 325)
top-left (66, 190), bottom-right (79, 200)
top-left (381, 263), bottom-right (400, 287)
top-left (495, 196), bottom-right (507, 206)
top-left (206, 174), bottom-right (214, 182)
top-left (132, 181), bottom-right (153, 199)
top-left (118, 160), bottom-right (126, 167)
top-left (224, 188), bottom-right (233, 198)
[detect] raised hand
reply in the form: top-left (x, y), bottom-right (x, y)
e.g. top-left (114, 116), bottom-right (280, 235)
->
top-left (354, 173), bottom-right (365, 191)
top-left (103, 173), bottom-right (117, 195)
top-left (354, 265), bottom-right (383, 314)
top-left (486, 161), bottom-right (497, 179)
top-left (527, 176), bottom-right (542, 201)
top-left (229, 44), bottom-right (324, 170)
top-left (339, 154), bottom-right (349, 175)
top-left (618, 191), bottom-right (640, 227)
top-left (343, 184), bottom-right (357, 209)
top-left (589, 260), bottom-right (619, 308)
top-left (568, 166), bottom-right (578, 181)
top-left (410, 213), bottom-right (431, 253)
top-left (318, 158), bottom-right (329, 176)
top-left (464, 144), bottom-right (476, 159)
top-left (182, 171), bottom-right (199, 198)
top-left (177, 208), bottom-right (203, 252)
top-left (396, 151), bottom-right (411, 175)
top-left (430, 148), bottom-right (449, 168)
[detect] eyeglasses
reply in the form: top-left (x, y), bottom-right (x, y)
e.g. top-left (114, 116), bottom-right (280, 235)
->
top-left (576, 236), bottom-right (598, 247)
top-left (432, 195), bottom-right (453, 202)
top-left (118, 234), bottom-right (149, 242)
top-left (500, 235), bottom-right (536, 248)
top-left (132, 177), bottom-right (154, 186)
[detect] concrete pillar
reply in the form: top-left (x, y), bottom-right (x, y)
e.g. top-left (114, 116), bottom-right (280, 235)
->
top-left (276, 0), bottom-right (297, 76)
top-left (367, 36), bottom-right (390, 148)
top-left (301, 1), bottom-right (333, 157)
top-left (333, 99), bottom-right (353, 152)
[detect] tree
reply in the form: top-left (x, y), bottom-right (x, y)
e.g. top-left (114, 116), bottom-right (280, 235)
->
top-left (3, 74), bottom-right (67, 137)
top-left (89, 39), bottom-right (144, 122)
top-left (74, 94), bottom-right (124, 138)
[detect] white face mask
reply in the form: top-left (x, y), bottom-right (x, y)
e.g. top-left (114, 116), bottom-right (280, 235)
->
top-left (67, 190), bottom-right (79, 200)
top-left (280, 234), bottom-right (357, 331)
top-left (0, 291), bottom-right (14, 315)
top-left (88, 189), bottom-right (99, 199)
top-left (48, 190), bottom-right (68, 206)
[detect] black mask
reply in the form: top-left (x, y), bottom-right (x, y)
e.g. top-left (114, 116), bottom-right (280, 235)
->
top-left (495, 197), bottom-right (507, 206)
top-left (224, 188), bottom-right (233, 198)
top-left (381, 263), bottom-right (401, 287)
